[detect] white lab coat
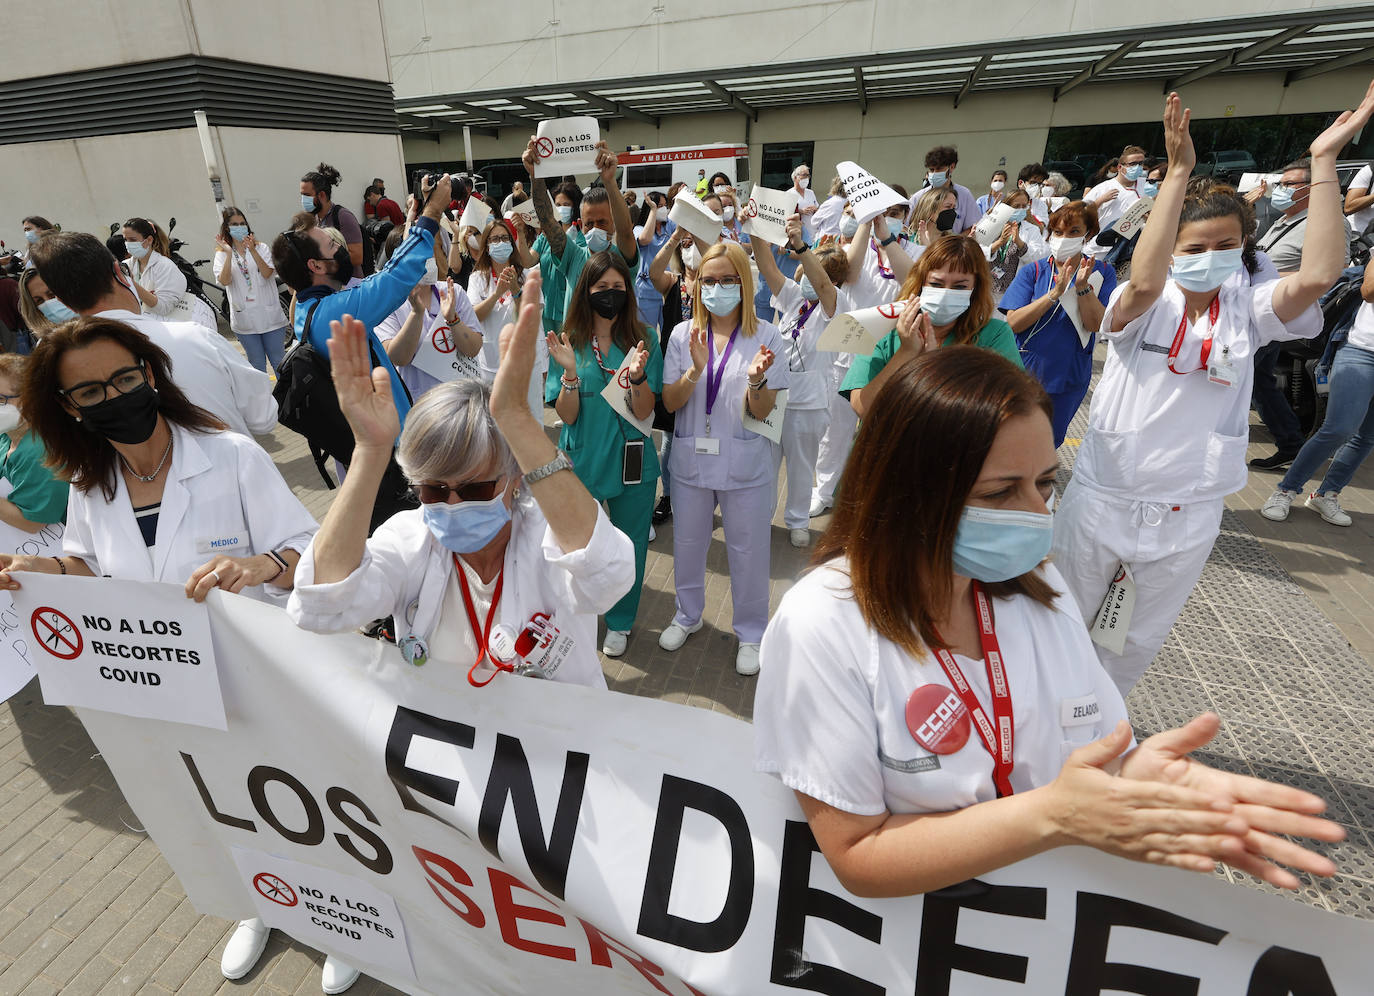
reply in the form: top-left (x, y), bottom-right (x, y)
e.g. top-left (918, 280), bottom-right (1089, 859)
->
top-left (94, 309), bottom-right (277, 437)
top-left (63, 425), bottom-right (318, 605)
top-left (754, 560), bottom-right (1128, 815)
top-left (132, 250), bottom-right (217, 330)
top-left (288, 491), bottom-right (634, 689)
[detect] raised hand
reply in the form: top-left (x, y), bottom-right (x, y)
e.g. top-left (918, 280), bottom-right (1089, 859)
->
top-left (627, 339), bottom-right (650, 381)
top-left (688, 326), bottom-right (709, 375)
top-left (493, 271), bottom-right (545, 426)
top-left (439, 277), bottom-right (459, 323)
top-left (497, 265), bottom-right (517, 295)
top-left (546, 331), bottom-right (577, 374)
top-left (594, 141), bottom-right (619, 187)
top-left (1310, 78), bottom-right (1374, 161)
top-left (895, 299), bottom-right (936, 353)
top-left (784, 215), bottom-right (805, 249)
top-left (326, 314), bottom-right (399, 454)
top-left (1162, 91), bottom-right (1196, 175)
top-left (522, 136), bottom-right (540, 178)
top-left (1075, 253), bottom-right (1095, 290)
top-left (1096, 185), bottom-right (1120, 204)
top-left (1049, 258), bottom-right (1075, 300)
top-left (747, 344), bottom-right (776, 381)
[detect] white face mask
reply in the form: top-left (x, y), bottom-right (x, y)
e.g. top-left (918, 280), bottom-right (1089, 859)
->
top-left (680, 243), bottom-right (700, 269)
top-left (0, 405), bottom-right (20, 435)
top-left (990, 180), bottom-right (1005, 192)
top-left (466, 234), bottom-right (480, 253)
top-left (656, 206), bottom-right (670, 223)
top-left (722, 206), bottom-right (735, 221)
top-left (1024, 183), bottom-right (1042, 199)
top-left (714, 184), bottom-right (729, 195)
top-left (796, 176), bottom-right (810, 190)
top-left (1048, 234), bottom-right (1085, 261)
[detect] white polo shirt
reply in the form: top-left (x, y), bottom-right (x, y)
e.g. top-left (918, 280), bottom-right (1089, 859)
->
top-left (754, 560), bottom-right (1127, 815)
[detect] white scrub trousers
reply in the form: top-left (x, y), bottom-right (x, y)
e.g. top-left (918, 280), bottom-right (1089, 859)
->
top-left (780, 408), bottom-right (829, 528)
top-left (813, 364), bottom-right (858, 506)
top-left (1052, 482), bottom-right (1223, 696)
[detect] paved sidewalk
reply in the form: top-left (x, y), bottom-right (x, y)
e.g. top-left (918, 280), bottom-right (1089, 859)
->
top-left (1, 346), bottom-right (1373, 993)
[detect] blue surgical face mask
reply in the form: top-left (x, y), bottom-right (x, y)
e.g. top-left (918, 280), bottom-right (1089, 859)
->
top-left (584, 227), bottom-right (610, 253)
top-left (919, 285), bottom-right (972, 326)
top-left (701, 283), bottom-right (742, 316)
top-left (488, 241), bottom-right (513, 263)
top-left (840, 215), bottom-right (859, 239)
top-left (798, 276), bottom-right (819, 302)
top-left (421, 489), bottom-right (512, 554)
top-left (229, 224), bottom-right (250, 242)
top-left (1140, 181), bottom-right (1159, 198)
top-left (952, 505), bottom-right (1054, 582)
top-left (1270, 185), bottom-right (1297, 212)
top-left (23, 230), bottom-right (39, 245)
top-left (1008, 208), bottom-right (1028, 223)
top-left (1170, 248), bottom-right (1245, 292)
top-left (928, 171), bottom-right (949, 188)
top-left (1122, 164), bottom-right (1144, 182)
top-left (38, 298), bottom-right (78, 323)
top-left (125, 241), bottom-right (149, 260)
top-left (302, 194), bottom-right (319, 213)
top-left (556, 204), bottom-right (573, 224)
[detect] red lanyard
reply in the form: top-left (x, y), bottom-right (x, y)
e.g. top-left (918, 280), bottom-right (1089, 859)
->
top-left (454, 554), bottom-right (508, 687)
top-left (931, 583), bottom-right (1015, 798)
top-left (1167, 295), bottom-right (1220, 375)
top-left (590, 337), bottom-right (618, 379)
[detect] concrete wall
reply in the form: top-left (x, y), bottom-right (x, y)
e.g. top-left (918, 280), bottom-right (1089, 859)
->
top-left (401, 66), bottom-right (1374, 196)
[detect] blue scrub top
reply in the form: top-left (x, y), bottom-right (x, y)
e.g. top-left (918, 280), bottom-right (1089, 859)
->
top-left (1001, 256), bottom-right (1117, 395)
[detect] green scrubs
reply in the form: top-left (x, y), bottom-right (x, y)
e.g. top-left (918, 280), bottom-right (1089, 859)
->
top-left (839, 317), bottom-right (1024, 399)
top-left (0, 431), bottom-right (68, 525)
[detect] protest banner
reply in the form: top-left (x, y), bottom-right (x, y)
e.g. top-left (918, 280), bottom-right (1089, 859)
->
top-left (459, 196), bottom-right (493, 233)
top-left (410, 316), bottom-right (483, 385)
top-left (837, 161), bottom-right (907, 225)
top-left (63, 588), bottom-right (1371, 995)
top-left (1113, 195), bottom-right (1155, 240)
top-left (16, 574), bottom-right (224, 729)
top-left (973, 202), bottom-right (1017, 247)
top-left (740, 186), bottom-right (799, 248)
top-left (0, 506), bottom-right (63, 702)
top-left (816, 300), bottom-right (905, 354)
top-left (534, 117), bottom-right (600, 179)
top-left (669, 193), bottom-right (723, 249)
top-left (741, 388), bottom-right (786, 444)
top-left (507, 197), bottom-right (538, 226)
top-left (599, 350), bottom-right (653, 438)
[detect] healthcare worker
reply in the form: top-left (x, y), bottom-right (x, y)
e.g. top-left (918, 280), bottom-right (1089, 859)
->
top-left (0, 316), bottom-right (328, 990)
top-left (659, 242), bottom-right (789, 677)
top-left (753, 216), bottom-right (846, 547)
top-left (754, 345), bottom-right (1344, 898)
top-left (544, 252), bottom-right (661, 657)
top-left (841, 235), bottom-right (1023, 418)
top-left (1003, 200), bottom-right (1117, 446)
top-left (1052, 88), bottom-right (1367, 695)
top-left (122, 217), bottom-right (217, 330)
top-left (0, 354), bottom-right (68, 531)
top-left (289, 273), bottom-right (634, 692)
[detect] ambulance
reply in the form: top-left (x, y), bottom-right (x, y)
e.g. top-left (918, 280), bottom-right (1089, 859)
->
top-left (615, 143), bottom-right (752, 202)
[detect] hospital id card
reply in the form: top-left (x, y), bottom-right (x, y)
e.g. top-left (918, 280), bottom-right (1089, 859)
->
top-left (694, 437), bottom-right (720, 455)
top-left (1208, 357), bottom-right (1237, 388)
top-left (1089, 563), bottom-right (1135, 656)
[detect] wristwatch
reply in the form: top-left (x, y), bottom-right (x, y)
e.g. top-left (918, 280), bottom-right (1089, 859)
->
top-left (1076, 286), bottom-right (1093, 297)
top-left (879, 233), bottom-right (899, 246)
top-left (524, 450), bottom-right (573, 484)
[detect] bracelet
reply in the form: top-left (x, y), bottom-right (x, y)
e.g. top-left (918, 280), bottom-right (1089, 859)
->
top-left (524, 450), bottom-right (573, 485)
top-left (560, 375), bottom-right (580, 389)
top-left (265, 550), bottom-right (288, 582)
top-left (1309, 179), bottom-right (1337, 187)
top-left (1076, 286), bottom-right (1092, 296)
top-left (790, 242), bottom-right (808, 254)
top-left (52, 556), bottom-right (65, 575)
top-left (629, 371), bottom-right (648, 386)
top-left (685, 369), bottom-right (702, 383)
top-left (749, 379), bottom-right (767, 390)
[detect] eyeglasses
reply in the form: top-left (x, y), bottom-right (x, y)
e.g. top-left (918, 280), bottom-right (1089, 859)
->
top-left (58, 362), bottom-right (148, 410)
top-left (0, 393), bottom-right (20, 407)
top-left (410, 478), bottom-right (502, 505)
top-left (699, 276), bottom-right (742, 287)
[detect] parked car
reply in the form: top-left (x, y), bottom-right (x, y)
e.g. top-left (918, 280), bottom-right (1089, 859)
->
top-left (1193, 150), bottom-right (1258, 184)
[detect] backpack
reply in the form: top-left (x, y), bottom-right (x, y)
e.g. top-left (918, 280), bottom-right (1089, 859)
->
top-left (273, 301), bottom-right (418, 533)
top-left (324, 205), bottom-right (375, 276)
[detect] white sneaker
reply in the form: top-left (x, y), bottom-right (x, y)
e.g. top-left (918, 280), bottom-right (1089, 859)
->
top-left (602, 629), bottom-right (629, 657)
top-left (658, 619), bottom-right (702, 651)
top-left (648, 523), bottom-right (657, 542)
top-left (1306, 491), bottom-right (1353, 526)
top-left (789, 528), bottom-right (809, 548)
top-left (1260, 488), bottom-right (1297, 522)
top-left (736, 642), bottom-right (761, 676)
top-left (808, 495), bottom-right (832, 517)
top-left (322, 956), bottom-right (360, 994)
top-left (221, 918), bottom-right (270, 980)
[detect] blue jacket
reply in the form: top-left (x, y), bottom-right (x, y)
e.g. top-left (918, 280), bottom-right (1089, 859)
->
top-left (292, 216), bottom-right (439, 426)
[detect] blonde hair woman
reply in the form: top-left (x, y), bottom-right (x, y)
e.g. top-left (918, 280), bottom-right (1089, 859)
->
top-left (658, 242), bottom-right (789, 675)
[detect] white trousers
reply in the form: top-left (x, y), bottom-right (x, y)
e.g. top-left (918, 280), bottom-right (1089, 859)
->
top-left (1052, 482), bottom-right (1223, 697)
top-left (780, 408), bottom-right (829, 528)
top-left (813, 370), bottom-right (858, 505)
top-left (670, 479), bottom-right (775, 644)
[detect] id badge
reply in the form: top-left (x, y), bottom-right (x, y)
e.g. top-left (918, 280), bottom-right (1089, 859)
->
top-left (694, 437), bottom-right (720, 456)
top-left (1089, 563), bottom-right (1135, 656)
top-left (1208, 360), bottom-right (1236, 388)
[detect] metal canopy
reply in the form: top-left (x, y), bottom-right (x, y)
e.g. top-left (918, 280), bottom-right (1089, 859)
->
top-left (395, 7), bottom-right (1374, 134)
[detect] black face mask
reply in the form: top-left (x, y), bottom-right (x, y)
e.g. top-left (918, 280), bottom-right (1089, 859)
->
top-left (588, 288), bottom-right (628, 320)
top-left (80, 383), bottom-right (160, 445)
top-left (936, 208), bottom-right (958, 233)
top-left (331, 244), bottom-right (353, 281)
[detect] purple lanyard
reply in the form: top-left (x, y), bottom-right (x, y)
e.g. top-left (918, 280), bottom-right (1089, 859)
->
top-left (704, 323), bottom-right (740, 436)
top-left (788, 300), bottom-right (818, 339)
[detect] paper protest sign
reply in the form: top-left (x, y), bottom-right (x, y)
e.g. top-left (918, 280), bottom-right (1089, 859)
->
top-left (0, 512), bottom-right (62, 703)
top-left (507, 197), bottom-right (538, 226)
top-left (669, 193), bottom-right (723, 248)
top-left (599, 350), bottom-right (653, 438)
top-left (838, 160), bottom-right (907, 225)
top-left (742, 387), bottom-right (787, 443)
top-left (410, 317), bottom-right (483, 385)
top-left (458, 196), bottom-right (492, 232)
top-left (973, 202), bottom-right (1017, 247)
top-left (1238, 171), bottom-right (1282, 194)
top-left (15, 574), bottom-right (224, 729)
top-left (817, 300), bottom-right (905, 354)
top-left (1113, 195), bottom-right (1154, 239)
top-left (533, 117), bottom-right (600, 179)
top-left (1090, 562), bottom-right (1136, 655)
top-left (232, 846), bottom-right (416, 984)
top-left (740, 186), bottom-right (799, 247)
top-left (1060, 269), bottom-right (1106, 348)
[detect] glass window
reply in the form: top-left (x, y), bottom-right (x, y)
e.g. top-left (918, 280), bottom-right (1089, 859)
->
top-left (761, 141), bottom-right (813, 191)
top-left (626, 164), bottom-right (674, 189)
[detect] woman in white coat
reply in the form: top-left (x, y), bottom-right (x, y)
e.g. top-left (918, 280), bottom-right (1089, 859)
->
top-left (213, 207), bottom-right (288, 373)
top-left (1053, 86), bottom-right (1372, 696)
top-left (0, 316), bottom-right (333, 990)
top-left (288, 272), bottom-right (634, 692)
top-left (755, 345), bottom-right (1343, 898)
top-left (123, 218), bottom-right (217, 331)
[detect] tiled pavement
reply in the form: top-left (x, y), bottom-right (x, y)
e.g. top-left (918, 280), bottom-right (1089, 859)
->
top-left (2, 340), bottom-right (1374, 994)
